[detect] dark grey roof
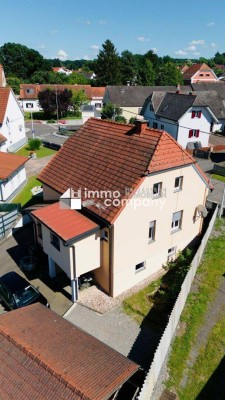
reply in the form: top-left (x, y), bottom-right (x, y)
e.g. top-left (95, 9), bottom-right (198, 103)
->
top-left (192, 91), bottom-right (225, 119)
top-left (104, 85), bottom-right (178, 107)
top-left (156, 92), bottom-right (197, 120)
top-left (191, 82), bottom-right (225, 98)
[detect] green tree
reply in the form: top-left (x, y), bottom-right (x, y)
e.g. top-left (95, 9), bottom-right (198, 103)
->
top-left (67, 72), bottom-right (90, 85)
top-left (156, 62), bottom-right (183, 85)
top-left (138, 59), bottom-right (156, 85)
top-left (72, 90), bottom-right (88, 116)
top-left (101, 103), bottom-right (122, 120)
top-left (6, 76), bottom-right (21, 94)
top-left (95, 40), bottom-right (121, 85)
top-left (120, 50), bottom-right (137, 85)
top-left (0, 42), bottom-right (51, 80)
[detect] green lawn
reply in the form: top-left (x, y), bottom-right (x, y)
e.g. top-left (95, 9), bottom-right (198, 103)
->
top-left (211, 173), bottom-right (225, 182)
top-left (165, 218), bottom-right (225, 399)
top-left (12, 176), bottom-right (43, 208)
top-left (16, 145), bottom-right (56, 158)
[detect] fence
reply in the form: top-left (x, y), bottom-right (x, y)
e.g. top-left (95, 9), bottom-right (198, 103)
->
top-left (42, 140), bottom-right (62, 151)
top-left (138, 204), bottom-right (218, 400)
top-left (213, 164), bottom-right (225, 177)
top-left (0, 203), bottom-right (21, 238)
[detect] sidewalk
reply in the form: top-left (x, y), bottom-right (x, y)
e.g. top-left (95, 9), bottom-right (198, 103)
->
top-left (25, 154), bottom-right (55, 178)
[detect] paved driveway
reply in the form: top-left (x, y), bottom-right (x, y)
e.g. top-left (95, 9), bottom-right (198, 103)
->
top-left (0, 225), bottom-right (72, 316)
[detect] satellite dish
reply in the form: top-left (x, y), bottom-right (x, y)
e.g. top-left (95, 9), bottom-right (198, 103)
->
top-left (197, 204), bottom-right (208, 217)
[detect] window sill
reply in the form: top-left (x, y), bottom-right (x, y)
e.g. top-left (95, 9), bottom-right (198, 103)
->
top-left (135, 267), bottom-right (146, 274)
top-left (171, 228), bottom-right (181, 234)
top-left (152, 194), bottom-right (162, 199)
top-left (148, 239), bottom-right (155, 244)
top-left (174, 188), bottom-right (182, 193)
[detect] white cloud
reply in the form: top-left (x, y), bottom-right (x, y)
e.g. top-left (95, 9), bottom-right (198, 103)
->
top-left (210, 42), bottom-right (217, 48)
top-left (207, 22), bottom-right (214, 27)
top-left (186, 45), bottom-right (196, 51)
top-left (137, 36), bottom-right (150, 42)
top-left (49, 29), bottom-right (58, 35)
top-left (152, 48), bottom-right (157, 53)
top-left (85, 20), bottom-right (91, 25)
top-left (193, 52), bottom-right (201, 55)
top-left (175, 50), bottom-right (187, 55)
top-left (57, 49), bottom-right (68, 60)
top-left (189, 40), bottom-right (205, 46)
top-left (83, 54), bottom-right (90, 60)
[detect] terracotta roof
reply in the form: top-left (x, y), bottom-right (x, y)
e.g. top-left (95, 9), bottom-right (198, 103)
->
top-left (0, 303), bottom-right (139, 400)
top-left (90, 87), bottom-right (105, 98)
top-left (0, 133), bottom-right (7, 143)
top-left (38, 118), bottom-right (197, 223)
top-left (0, 87), bottom-right (10, 123)
top-left (182, 63), bottom-right (213, 80)
top-left (31, 202), bottom-right (99, 242)
top-left (19, 84), bottom-right (94, 100)
top-left (0, 152), bottom-right (28, 179)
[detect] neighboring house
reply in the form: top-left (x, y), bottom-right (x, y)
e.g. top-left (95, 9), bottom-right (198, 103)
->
top-left (31, 118), bottom-right (211, 300)
top-left (103, 86), bottom-right (179, 121)
top-left (142, 90), bottom-right (222, 148)
top-left (0, 152), bottom-right (27, 201)
top-left (182, 63), bottom-right (218, 84)
top-left (19, 84), bottom-right (105, 112)
top-left (0, 87), bottom-right (27, 152)
top-left (81, 104), bottom-right (101, 124)
top-left (0, 64), bottom-right (6, 87)
top-left (52, 66), bottom-right (73, 75)
top-left (0, 303), bottom-right (139, 399)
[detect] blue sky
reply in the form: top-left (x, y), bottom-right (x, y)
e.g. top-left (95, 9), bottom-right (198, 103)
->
top-left (1, 0), bottom-right (225, 61)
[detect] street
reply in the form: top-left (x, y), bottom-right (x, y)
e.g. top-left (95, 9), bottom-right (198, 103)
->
top-left (25, 122), bottom-right (69, 146)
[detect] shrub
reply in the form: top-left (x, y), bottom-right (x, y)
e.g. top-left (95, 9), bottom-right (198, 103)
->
top-left (47, 119), bottom-right (56, 123)
top-left (115, 116), bottom-right (127, 124)
top-left (28, 138), bottom-right (41, 151)
top-left (129, 117), bottom-right (137, 124)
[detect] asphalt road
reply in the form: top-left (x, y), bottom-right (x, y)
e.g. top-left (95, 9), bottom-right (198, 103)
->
top-left (25, 122), bottom-right (69, 145)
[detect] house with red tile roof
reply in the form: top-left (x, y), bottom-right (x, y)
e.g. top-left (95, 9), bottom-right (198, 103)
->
top-left (52, 66), bottom-right (73, 75)
top-left (182, 63), bottom-right (218, 84)
top-left (0, 303), bottom-right (139, 399)
top-left (0, 87), bottom-right (27, 152)
top-left (0, 152), bottom-right (28, 200)
top-left (142, 90), bottom-right (223, 148)
top-left (31, 118), bottom-right (212, 299)
top-left (19, 84), bottom-right (105, 112)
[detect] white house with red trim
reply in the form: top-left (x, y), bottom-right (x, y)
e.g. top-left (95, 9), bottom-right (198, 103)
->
top-left (0, 87), bottom-right (27, 152)
top-left (31, 118), bottom-right (212, 301)
top-left (142, 91), bottom-right (220, 148)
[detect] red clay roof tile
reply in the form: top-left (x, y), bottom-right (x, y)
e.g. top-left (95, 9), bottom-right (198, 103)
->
top-left (0, 152), bottom-right (28, 179)
top-left (31, 202), bottom-right (99, 242)
top-left (38, 118), bottom-right (207, 223)
top-left (0, 87), bottom-right (10, 123)
top-left (0, 133), bottom-right (7, 143)
top-left (0, 304), bottom-right (138, 400)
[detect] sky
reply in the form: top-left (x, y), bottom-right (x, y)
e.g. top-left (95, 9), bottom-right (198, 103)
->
top-left (1, 0), bottom-right (225, 61)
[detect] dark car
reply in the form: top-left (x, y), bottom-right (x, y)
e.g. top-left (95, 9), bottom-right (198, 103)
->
top-left (0, 272), bottom-right (49, 310)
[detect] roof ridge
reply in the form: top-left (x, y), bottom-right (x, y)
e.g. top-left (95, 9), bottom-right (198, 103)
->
top-left (0, 330), bottom-right (88, 399)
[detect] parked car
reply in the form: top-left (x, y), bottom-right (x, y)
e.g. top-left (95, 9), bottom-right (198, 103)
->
top-left (0, 272), bottom-right (49, 310)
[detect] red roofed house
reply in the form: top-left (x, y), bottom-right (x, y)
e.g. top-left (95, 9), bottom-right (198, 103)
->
top-left (0, 87), bottom-right (27, 152)
top-left (52, 66), bottom-right (73, 75)
top-left (19, 84), bottom-right (105, 112)
top-left (182, 63), bottom-right (218, 84)
top-left (31, 118), bottom-right (211, 300)
top-left (0, 303), bottom-right (139, 399)
top-left (0, 152), bottom-right (28, 201)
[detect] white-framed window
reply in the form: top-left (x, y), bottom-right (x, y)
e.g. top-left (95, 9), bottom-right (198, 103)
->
top-left (50, 232), bottom-right (60, 251)
top-left (148, 220), bottom-right (156, 242)
top-left (171, 210), bottom-right (183, 232)
top-left (135, 261), bottom-right (146, 273)
top-left (168, 246), bottom-right (177, 256)
top-left (189, 129), bottom-right (200, 138)
top-left (191, 110), bottom-right (202, 119)
top-left (26, 103), bottom-right (33, 108)
top-left (153, 182), bottom-right (162, 197)
top-left (95, 103), bottom-right (102, 109)
top-left (174, 176), bottom-right (183, 191)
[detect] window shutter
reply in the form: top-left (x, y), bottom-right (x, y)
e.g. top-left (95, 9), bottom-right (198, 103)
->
top-left (196, 130), bottom-right (200, 137)
top-left (189, 130), bottom-right (193, 138)
top-left (198, 111), bottom-right (202, 118)
top-left (191, 111), bottom-right (195, 119)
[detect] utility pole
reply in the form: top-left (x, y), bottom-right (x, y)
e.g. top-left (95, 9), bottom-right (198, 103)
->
top-left (55, 86), bottom-right (59, 126)
top-left (219, 184), bottom-right (225, 218)
top-left (31, 109), bottom-right (35, 139)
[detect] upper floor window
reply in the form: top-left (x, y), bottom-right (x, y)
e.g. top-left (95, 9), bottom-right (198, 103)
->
top-left (26, 88), bottom-right (34, 94)
top-left (171, 210), bottom-right (183, 232)
top-left (189, 129), bottom-right (200, 138)
top-left (191, 110), bottom-right (202, 119)
top-left (174, 176), bottom-right (183, 191)
top-left (153, 182), bottom-right (162, 197)
top-left (26, 103), bottom-right (33, 108)
top-left (50, 232), bottom-right (60, 251)
top-left (148, 221), bottom-right (156, 242)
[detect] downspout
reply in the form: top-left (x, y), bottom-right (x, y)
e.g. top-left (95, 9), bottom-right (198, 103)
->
top-left (71, 246), bottom-right (79, 302)
top-left (109, 224), bottom-right (114, 297)
top-left (199, 187), bottom-right (207, 235)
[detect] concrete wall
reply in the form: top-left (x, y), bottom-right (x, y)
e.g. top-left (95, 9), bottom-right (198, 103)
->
top-left (0, 167), bottom-right (26, 201)
top-left (112, 165), bottom-right (208, 297)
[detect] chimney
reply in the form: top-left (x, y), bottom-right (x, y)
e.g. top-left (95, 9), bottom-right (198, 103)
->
top-left (134, 116), bottom-right (148, 134)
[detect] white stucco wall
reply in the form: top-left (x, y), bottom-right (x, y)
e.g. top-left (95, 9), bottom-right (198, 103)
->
top-left (0, 166), bottom-right (26, 201)
top-left (112, 165), bottom-right (208, 297)
top-left (1, 91), bottom-right (26, 152)
top-left (19, 99), bottom-right (42, 113)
